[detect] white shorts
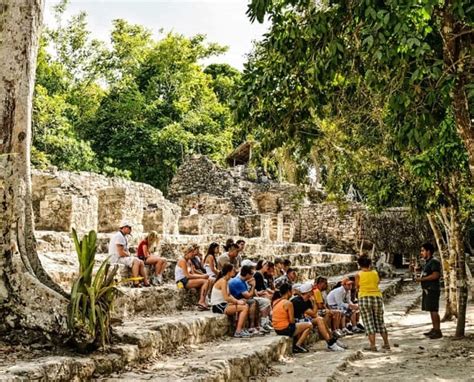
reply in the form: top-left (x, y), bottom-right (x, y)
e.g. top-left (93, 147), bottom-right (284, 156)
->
top-left (254, 296), bottom-right (271, 312)
top-left (114, 256), bottom-right (136, 268)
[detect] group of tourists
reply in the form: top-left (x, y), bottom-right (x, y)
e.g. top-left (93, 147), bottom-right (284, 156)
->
top-left (109, 220), bottom-right (443, 353)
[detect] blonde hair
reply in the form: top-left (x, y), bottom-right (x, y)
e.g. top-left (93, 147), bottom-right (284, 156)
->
top-left (147, 231), bottom-right (159, 248)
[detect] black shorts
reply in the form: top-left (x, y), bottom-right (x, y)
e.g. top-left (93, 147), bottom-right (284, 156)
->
top-left (212, 303), bottom-right (228, 314)
top-left (275, 323), bottom-right (296, 337)
top-left (422, 289), bottom-right (440, 312)
top-left (176, 277), bottom-right (189, 288)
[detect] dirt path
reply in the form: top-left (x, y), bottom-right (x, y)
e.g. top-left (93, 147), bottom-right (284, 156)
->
top-left (269, 284), bottom-right (474, 382)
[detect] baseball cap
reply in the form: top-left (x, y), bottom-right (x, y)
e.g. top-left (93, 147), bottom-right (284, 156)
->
top-left (120, 220), bottom-right (132, 228)
top-left (298, 281), bottom-right (314, 294)
top-left (241, 259), bottom-right (257, 268)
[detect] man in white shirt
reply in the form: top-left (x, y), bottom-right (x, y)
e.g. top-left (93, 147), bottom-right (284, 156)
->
top-left (326, 278), bottom-right (361, 334)
top-left (108, 220), bottom-right (150, 287)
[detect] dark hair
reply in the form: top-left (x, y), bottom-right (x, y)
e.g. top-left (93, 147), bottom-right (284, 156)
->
top-left (223, 238), bottom-right (234, 251)
top-left (274, 257), bottom-right (283, 265)
top-left (216, 263), bottom-right (234, 281)
top-left (204, 242), bottom-right (219, 265)
top-left (256, 259), bottom-right (264, 271)
top-left (240, 265), bottom-right (253, 277)
top-left (236, 239), bottom-right (246, 245)
top-left (349, 276), bottom-right (355, 282)
top-left (357, 255), bottom-right (372, 268)
top-left (286, 267), bottom-right (296, 275)
top-left (228, 243), bottom-right (240, 252)
top-left (421, 242), bottom-right (435, 255)
top-left (316, 276), bottom-right (327, 285)
top-left (266, 261), bottom-right (274, 269)
top-left (272, 282), bottom-right (292, 303)
top-left (283, 259), bottom-right (291, 267)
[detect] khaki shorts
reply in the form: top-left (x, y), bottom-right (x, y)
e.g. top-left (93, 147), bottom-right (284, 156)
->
top-left (114, 256), bottom-right (136, 268)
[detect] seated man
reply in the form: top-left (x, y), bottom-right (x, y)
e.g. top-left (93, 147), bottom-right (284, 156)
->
top-left (291, 282), bottom-right (345, 351)
top-left (313, 276), bottom-right (343, 336)
top-left (228, 265), bottom-right (264, 335)
top-left (274, 267), bottom-right (297, 289)
top-left (109, 221), bottom-right (150, 287)
top-left (327, 278), bottom-right (363, 334)
top-left (217, 243), bottom-right (242, 270)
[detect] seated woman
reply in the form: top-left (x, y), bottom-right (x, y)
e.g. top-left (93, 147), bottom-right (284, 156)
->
top-left (137, 231), bottom-right (168, 285)
top-left (272, 283), bottom-right (312, 353)
top-left (203, 242), bottom-right (220, 278)
top-left (210, 263), bottom-right (250, 338)
top-left (175, 244), bottom-right (211, 311)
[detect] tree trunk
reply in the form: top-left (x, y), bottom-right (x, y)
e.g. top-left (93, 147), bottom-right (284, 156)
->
top-left (0, 0), bottom-right (68, 338)
top-left (442, 1), bottom-right (474, 178)
top-left (427, 213), bottom-right (457, 320)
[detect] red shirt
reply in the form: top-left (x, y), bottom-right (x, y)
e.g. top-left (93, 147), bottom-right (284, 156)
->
top-left (137, 239), bottom-right (148, 258)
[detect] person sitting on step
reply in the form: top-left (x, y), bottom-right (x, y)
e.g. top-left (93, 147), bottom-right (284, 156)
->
top-left (292, 282), bottom-right (346, 351)
top-left (313, 276), bottom-right (344, 337)
top-left (228, 264), bottom-right (263, 336)
top-left (203, 242), bottom-right (220, 278)
top-left (272, 283), bottom-right (312, 353)
top-left (274, 267), bottom-right (297, 289)
top-left (210, 263), bottom-right (250, 338)
top-left (175, 244), bottom-right (211, 311)
top-left (327, 278), bottom-right (363, 335)
top-left (109, 220), bottom-right (150, 288)
top-left (217, 243), bottom-right (242, 270)
top-left (136, 230), bottom-right (168, 285)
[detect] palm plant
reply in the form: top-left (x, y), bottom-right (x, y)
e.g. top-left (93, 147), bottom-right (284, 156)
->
top-left (67, 229), bottom-right (120, 351)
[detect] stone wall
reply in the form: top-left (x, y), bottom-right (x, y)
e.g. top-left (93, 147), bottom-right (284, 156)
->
top-left (295, 202), bottom-right (432, 256)
top-left (168, 155), bottom-right (257, 216)
top-left (32, 170), bottom-right (180, 235)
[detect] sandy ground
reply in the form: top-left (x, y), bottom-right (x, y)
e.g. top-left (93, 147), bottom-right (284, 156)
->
top-left (269, 284), bottom-right (474, 382)
top-left (332, 293), bottom-right (474, 381)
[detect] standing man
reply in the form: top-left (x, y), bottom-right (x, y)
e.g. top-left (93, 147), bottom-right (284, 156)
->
top-left (416, 242), bottom-right (442, 339)
top-left (109, 220), bottom-right (150, 287)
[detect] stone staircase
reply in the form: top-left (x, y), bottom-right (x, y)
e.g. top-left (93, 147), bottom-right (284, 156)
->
top-left (0, 276), bottom-right (405, 381)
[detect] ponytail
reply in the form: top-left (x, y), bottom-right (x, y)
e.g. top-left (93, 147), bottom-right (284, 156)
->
top-left (272, 282), bottom-right (292, 304)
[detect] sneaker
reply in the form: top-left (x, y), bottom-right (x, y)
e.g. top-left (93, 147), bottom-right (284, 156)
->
top-left (293, 344), bottom-right (309, 353)
top-left (234, 330), bottom-right (251, 338)
top-left (248, 328), bottom-right (263, 336)
top-left (150, 276), bottom-right (159, 286)
top-left (342, 327), bottom-right (353, 336)
top-left (327, 343), bottom-right (345, 352)
top-left (423, 329), bottom-right (435, 336)
top-left (262, 323), bottom-right (273, 332)
top-left (334, 329), bottom-right (345, 337)
top-left (157, 274), bottom-right (163, 284)
top-left (428, 330), bottom-right (443, 339)
top-left (356, 323), bottom-right (365, 332)
top-left (352, 327), bottom-right (364, 334)
top-left (336, 340), bottom-right (348, 349)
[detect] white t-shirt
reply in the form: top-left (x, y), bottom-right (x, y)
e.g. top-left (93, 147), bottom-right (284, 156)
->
top-left (108, 231), bottom-right (128, 263)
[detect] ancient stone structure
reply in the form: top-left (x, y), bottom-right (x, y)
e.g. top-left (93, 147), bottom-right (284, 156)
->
top-left (32, 169), bottom-right (180, 235)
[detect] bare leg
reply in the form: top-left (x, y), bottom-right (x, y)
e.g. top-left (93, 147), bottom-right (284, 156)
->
top-left (368, 333), bottom-right (376, 349)
top-left (186, 279), bottom-right (208, 306)
top-left (294, 322), bottom-right (312, 347)
top-left (431, 311), bottom-right (441, 331)
top-left (381, 332), bottom-right (390, 348)
top-left (226, 304), bottom-right (249, 332)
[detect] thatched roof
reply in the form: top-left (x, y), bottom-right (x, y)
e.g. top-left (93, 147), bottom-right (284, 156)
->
top-left (226, 142), bottom-right (253, 166)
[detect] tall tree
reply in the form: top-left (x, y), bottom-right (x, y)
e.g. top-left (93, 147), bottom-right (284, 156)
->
top-left (0, 0), bottom-right (68, 337)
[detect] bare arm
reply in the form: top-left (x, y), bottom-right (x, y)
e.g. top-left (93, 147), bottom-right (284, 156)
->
top-left (219, 280), bottom-right (241, 304)
top-left (142, 244), bottom-right (151, 258)
top-left (285, 301), bottom-right (295, 324)
top-left (116, 244), bottom-right (129, 258)
top-left (179, 259), bottom-right (207, 280)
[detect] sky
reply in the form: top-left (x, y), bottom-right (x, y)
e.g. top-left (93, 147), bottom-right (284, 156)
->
top-left (43, 0), bottom-right (269, 70)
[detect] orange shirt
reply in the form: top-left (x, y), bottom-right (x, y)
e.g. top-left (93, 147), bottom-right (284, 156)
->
top-left (272, 298), bottom-right (290, 330)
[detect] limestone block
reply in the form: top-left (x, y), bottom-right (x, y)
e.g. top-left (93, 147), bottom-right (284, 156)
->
top-left (210, 214), bottom-right (239, 236)
top-left (238, 214), bottom-right (272, 239)
top-left (98, 187), bottom-right (143, 233)
top-left (179, 215), bottom-right (213, 235)
top-left (142, 207), bottom-right (163, 233)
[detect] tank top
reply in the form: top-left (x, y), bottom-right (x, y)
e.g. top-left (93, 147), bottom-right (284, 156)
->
top-left (358, 270), bottom-right (382, 298)
top-left (203, 255), bottom-right (217, 277)
top-left (137, 239), bottom-right (148, 258)
top-left (210, 281), bottom-right (227, 305)
top-left (272, 298), bottom-right (290, 330)
top-left (175, 259), bottom-right (188, 282)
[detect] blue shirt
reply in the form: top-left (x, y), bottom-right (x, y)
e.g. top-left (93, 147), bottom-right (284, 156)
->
top-left (228, 276), bottom-right (249, 299)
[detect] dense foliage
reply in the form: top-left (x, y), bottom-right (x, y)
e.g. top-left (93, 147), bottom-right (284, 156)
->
top-left (33, 1), bottom-right (241, 191)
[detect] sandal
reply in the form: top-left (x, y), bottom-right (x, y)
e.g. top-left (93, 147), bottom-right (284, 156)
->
top-left (132, 283), bottom-right (142, 288)
top-left (197, 304), bottom-right (210, 311)
top-left (143, 282), bottom-right (152, 287)
top-left (363, 345), bottom-right (378, 352)
top-left (382, 344), bottom-right (391, 350)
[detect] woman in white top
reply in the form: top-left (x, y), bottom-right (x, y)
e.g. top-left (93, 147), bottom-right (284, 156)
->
top-left (175, 244), bottom-right (211, 311)
top-left (211, 263), bottom-right (250, 338)
top-left (203, 242), bottom-right (220, 277)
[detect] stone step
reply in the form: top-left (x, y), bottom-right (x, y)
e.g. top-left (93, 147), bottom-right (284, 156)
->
top-left (100, 335), bottom-right (292, 381)
top-left (248, 252), bottom-right (356, 266)
top-left (112, 311), bottom-right (231, 356)
top-left (292, 262), bottom-right (358, 281)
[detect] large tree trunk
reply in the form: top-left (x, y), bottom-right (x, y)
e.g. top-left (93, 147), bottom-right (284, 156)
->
top-left (427, 213), bottom-right (457, 320)
top-left (0, 0), bottom-right (68, 338)
top-left (442, 1), bottom-right (474, 178)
